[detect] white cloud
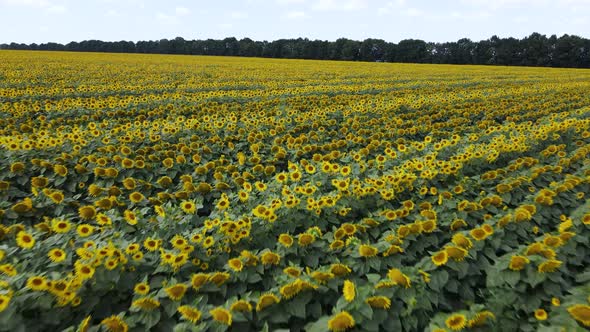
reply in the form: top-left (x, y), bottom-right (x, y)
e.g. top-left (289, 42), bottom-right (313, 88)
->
top-left (106, 9), bottom-right (120, 17)
top-left (156, 12), bottom-right (178, 24)
top-left (312, 0), bottom-right (368, 11)
top-left (377, 0), bottom-right (406, 16)
top-left (46, 4), bottom-right (65, 13)
top-left (402, 7), bottom-right (422, 17)
top-left (512, 16), bottom-right (529, 23)
top-left (461, 0), bottom-right (590, 10)
top-left (175, 6), bottom-right (190, 16)
top-left (283, 10), bottom-right (308, 19)
top-left (276, 0), bottom-right (305, 4)
top-left (230, 11), bottom-right (248, 19)
top-left (0, 0), bottom-right (51, 7)
top-left (1, 0), bottom-right (67, 14)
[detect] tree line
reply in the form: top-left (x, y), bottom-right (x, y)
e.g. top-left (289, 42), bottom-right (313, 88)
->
top-left (2, 33), bottom-right (590, 68)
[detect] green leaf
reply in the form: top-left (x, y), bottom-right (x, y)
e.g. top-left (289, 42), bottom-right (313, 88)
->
top-left (429, 270), bottom-right (449, 292)
top-left (358, 304), bottom-right (373, 320)
top-left (143, 310), bottom-right (161, 329)
top-left (305, 317), bottom-right (330, 332)
top-left (366, 274), bottom-right (381, 284)
top-left (527, 271), bottom-right (546, 287)
top-left (503, 271), bottom-right (521, 287)
top-left (287, 300), bottom-right (306, 318)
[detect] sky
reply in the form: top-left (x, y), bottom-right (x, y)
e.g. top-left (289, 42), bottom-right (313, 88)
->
top-left (1, 0), bottom-right (589, 44)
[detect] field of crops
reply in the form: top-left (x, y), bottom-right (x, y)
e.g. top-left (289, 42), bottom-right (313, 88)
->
top-left (1, 50), bottom-right (590, 331)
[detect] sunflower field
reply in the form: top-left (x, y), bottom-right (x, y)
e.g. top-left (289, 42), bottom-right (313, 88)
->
top-left (1, 50), bottom-right (590, 332)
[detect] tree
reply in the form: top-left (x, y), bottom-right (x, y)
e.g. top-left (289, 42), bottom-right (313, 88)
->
top-left (2, 33), bottom-right (589, 68)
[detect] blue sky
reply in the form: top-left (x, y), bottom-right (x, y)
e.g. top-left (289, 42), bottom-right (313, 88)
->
top-left (1, 0), bottom-right (589, 44)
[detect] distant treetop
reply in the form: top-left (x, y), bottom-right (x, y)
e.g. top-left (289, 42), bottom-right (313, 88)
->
top-left (1, 33), bottom-right (589, 68)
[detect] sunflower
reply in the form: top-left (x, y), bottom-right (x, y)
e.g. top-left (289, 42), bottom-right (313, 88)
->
top-left (132, 297), bottom-right (160, 311)
top-left (210, 307), bottom-right (232, 325)
top-left (568, 304), bottom-right (590, 326)
top-left (48, 248), bottom-right (67, 262)
top-left (26, 275), bottom-right (48, 291)
top-left (298, 233), bottom-right (315, 246)
top-left (0, 181), bottom-right (9, 191)
top-left (358, 244), bottom-right (378, 257)
top-left (543, 235), bottom-right (563, 248)
top-left (450, 219), bottom-right (467, 231)
top-left (134, 282), bottom-right (150, 295)
top-left (508, 255), bottom-right (529, 271)
top-left (534, 308), bottom-right (547, 321)
top-left (256, 293), bottom-right (280, 311)
top-left (538, 259), bottom-right (562, 273)
top-left (178, 305), bottom-right (202, 324)
top-left (16, 231), bottom-right (35, 249)
top-left (53, 164), bottom-right (68, 177)
top-left (132, 252), bottom-right (143, 261)
top-left (230, 300), bottom-right (253, 312)
top-left (75, 263), bottom-right (95, 280)
top-left (311, 271), bottom-right (335, 284)
top-left (525, 242), bottom-right (544, 256)
top-left (10, 162), bottom-right (25, 173)
top-left (228, 258), bottom-right (243, 272)
top-left (432, 250), bottom-right (448, 266)
top-left (387, 268), bottom-right (411, 288)
top-left (445, 313), bottom-right (467, 331)
top-left (129, 191), bottom-right (145, 203)
top-left (280, 280), bottom-right (303, 299)
top-left (12, 197), bottom-right (33, 213)
top-left (278, 234), bottom-right (294, 247)
top-left (469, 228), bottom-right (487, 241)
top-left (290, 171), bottom-right (302, 181)
top-left (100, 315), bottom-right (128, 332)
top-left (445, 246), bottom-right (468, 261)
top-left (88, 184), bottom-right (103, 197)
top-left (0, 294), bottom-right (11, 313)
top-left (78, 205), bottom-right (97, 220)
top-left (31, 176), bottom-right (49, 188)
top-left (143, 237), bottom-right (160, 251)
top-left (191, 273), bottom-right (209, 290)
top-left (165, 283), bottom-right (188, 301)
top-left (51, 219), bottom-right (71, 233)
top-left (154, 205), bottom-right (166, 217)
top-left (0, 263), bottom-right (17, 277)
top-left (202, 236), bottom-right (215, 248)
top-left (552, 297), bottom-right (561, 306)
top-left (171, 235), bottom-right (188, 249)
top-left (49, 191), bottom-right (65, 204)
top-left (366, 296), bottom-right (391, 309)
top-left (209, 272), bottom-right (230, 286)
top-left (122, 177), bottom-right (136, 190)
top-left (342, 280), bottom-right (356, 302)
top-left (261, 251), bottom-right (280, 265)
top-left (283, 266), bottom-right (302, 278)
top-left (76, 224), bottom-right (94, 237)
top-left (96, 213), bottom-right (112, 226)
top-left (330, 264), bottom-right (351, 277)
top-left (468, 310), bottom-right (495, 327)
top-left (181, 200), bottom-right (196, 214)
top-left (48, 279), bottom-right (68, 296)
top-left (451, 233), bottom-right (473, 249)
top-left (124, 210), bottom-right (137, 225)
top-left (330, 240), bottom-right (345, 250)
top-left (328, 311), bottom-right (355, 331)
